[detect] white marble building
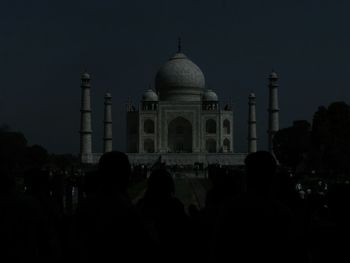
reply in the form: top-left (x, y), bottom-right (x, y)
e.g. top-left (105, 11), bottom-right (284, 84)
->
top-left (127, 49), bottom-right (234, 154)
top-left (79, 43), bottom-right (280, 166)
top-left (125, 46), bottom-right (245, 166)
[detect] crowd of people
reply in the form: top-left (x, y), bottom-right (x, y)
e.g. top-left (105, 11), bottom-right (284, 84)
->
top-left (1, 150), bottom-right (349, 262)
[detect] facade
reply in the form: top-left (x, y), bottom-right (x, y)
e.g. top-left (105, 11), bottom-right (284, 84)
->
top-left (79, 44), bottom-right (280, 166)
top-left (127, 53), bottom-right (233, 155)
top-left (126, 47), bottom-right (241, 166)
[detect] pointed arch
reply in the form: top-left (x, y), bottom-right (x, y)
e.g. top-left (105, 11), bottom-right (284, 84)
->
top-left (144, 138), bottom-right (155, 153)
top-left (206, 138), bottom-right (216, 153)
top-left (206, 119), bottom-right (216, 134)
top-left (223, 138), bottom-right (230, 152)
top-left (168, 117), bottom-right (192, 152)
top-left (223, 119), bottom-right (230, 134)
top-left (144, 119), bottom-right (155, 134)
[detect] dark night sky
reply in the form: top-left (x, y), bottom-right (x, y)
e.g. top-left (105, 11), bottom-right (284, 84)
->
top-left (1, 0), bottom-right (349, 154)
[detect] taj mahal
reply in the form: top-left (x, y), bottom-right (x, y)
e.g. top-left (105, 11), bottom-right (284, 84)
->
top-left (79, 41), bottom-right (280, 166)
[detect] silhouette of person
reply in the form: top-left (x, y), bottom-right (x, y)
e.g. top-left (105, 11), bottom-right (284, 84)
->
top-left (194, 165), bottom-right (244, 262)
top-left (137, 169), bottom-right (192, 262)
top-left (0, 167), bottom-right (58, 262)
top-left (76, 151), bottom-right (156, 262)
top-left (212, 151), bottom-right (298, 263)
top-left (309, 183), bottom-right (350, 262)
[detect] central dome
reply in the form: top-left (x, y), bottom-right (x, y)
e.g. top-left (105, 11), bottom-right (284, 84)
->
top-left (155, 52), bottom-right (205, 101)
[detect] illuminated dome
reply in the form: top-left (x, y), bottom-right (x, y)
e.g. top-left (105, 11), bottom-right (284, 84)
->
top-left (203, 89), bottom-right (218, 101)
top-left (269, 71), bottom-right (278, 79)
top-left (155, 52), bottom-right (205, 101)
top-left (142, 89), bottom-right (158, 101)
top-left (81, 72), bottom-right (90, 79)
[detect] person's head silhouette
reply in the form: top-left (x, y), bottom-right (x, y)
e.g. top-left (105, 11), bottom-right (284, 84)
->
top-left (146, 169), bottom-right (174, 198)
top-left (98, 151), bottom-right (131, 193)
top-left (244, 151), bottom-right (277, 193)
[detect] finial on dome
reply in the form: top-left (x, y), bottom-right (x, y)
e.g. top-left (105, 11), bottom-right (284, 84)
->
top-left (178, 37), bottom-right (182, 53)
top-left (105, 88), bottom-right (112, 98)
top-left (269, 69), bottom-right (278, 80)
top-left (81, 69), bottom-right (90, 80)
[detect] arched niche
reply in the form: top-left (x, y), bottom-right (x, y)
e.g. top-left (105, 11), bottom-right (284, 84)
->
top-left (168, 117), bottom-right (192, 153)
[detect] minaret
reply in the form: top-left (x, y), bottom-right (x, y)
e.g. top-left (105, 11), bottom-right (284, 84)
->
top-left (248, 93), bottom-right (257, 153)
top-left (79, 71), bottom-right (93, 163)
top-left (268, 71), bottom-right (280, 153)
top-left (103, 92), bottom-right (113, 153)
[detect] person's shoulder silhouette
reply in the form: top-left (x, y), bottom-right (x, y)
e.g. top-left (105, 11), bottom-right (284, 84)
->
top-left (76, 151), bottom-right (156, 262)
top-left (137, 168), bottom-right (191, 262)
top-left (212, 151), bottom-right (298, 263)
top-left (139, 169), bottom-right (186, 219)
top-left (98, 151), bottom-right (131, 193)
top-left (144, 169), bottom-right (175, 199)
top-left (0, 167), bottom-right (55, 262)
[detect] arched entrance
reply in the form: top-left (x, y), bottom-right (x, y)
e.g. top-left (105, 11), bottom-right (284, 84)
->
top-left (144, 119), bottom-right (155, 134)
top-left (168, 117), bottom-right (192, 152)
top-left (223, 119), bottom-right (230, 134)
top-left (206, 119), bottom-right (216, 134)
top-left (206, 138), bottom-right (216, 153)
top-left (223, 138), bottom-right (231, 152)
top-left (144, 139), bottom-right (155, 153)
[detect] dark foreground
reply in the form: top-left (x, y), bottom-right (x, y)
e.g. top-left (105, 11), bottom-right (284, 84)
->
top-left (1, 151), bottom-right (350, 263)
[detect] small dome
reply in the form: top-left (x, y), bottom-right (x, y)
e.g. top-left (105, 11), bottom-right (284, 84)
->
top-left (155, 52), bottom-right (205, 101)
top-left (142, 89), bottom-right (158, 101)
top-left (81, 72), bottom-right (90, 79)
top-left (203, 89), bottom-right (218, 101)
top-left (269, 71), bottom-right (278, 79)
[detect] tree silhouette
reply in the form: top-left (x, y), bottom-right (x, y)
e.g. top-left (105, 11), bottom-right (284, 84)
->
top-left (273, 120), bottom-right (311, 170)
top-left (0, 128), bottom-right (27, 172)
top-left (311, 102), bottom-right (350, 173)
